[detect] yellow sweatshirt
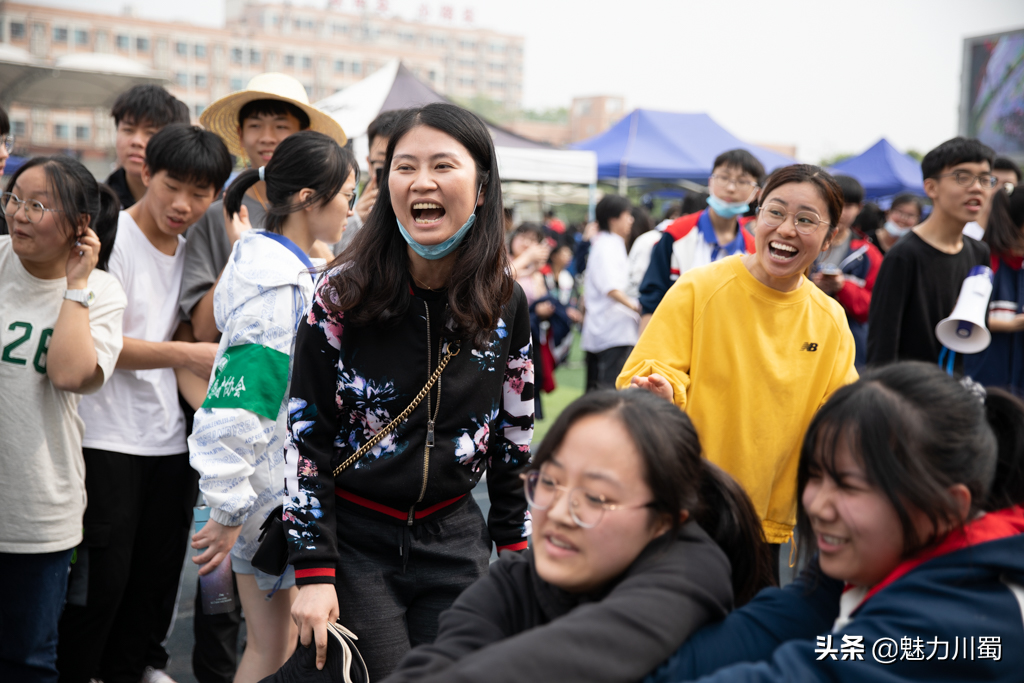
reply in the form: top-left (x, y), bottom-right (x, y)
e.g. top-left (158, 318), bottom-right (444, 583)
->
top-left (616, 256), bottom-right (858, 543)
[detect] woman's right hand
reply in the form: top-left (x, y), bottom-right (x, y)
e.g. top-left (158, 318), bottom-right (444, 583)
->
top-left (291, 583), bottom-right (340, 671)
top-left (224, 203), bottom-right (252, 245)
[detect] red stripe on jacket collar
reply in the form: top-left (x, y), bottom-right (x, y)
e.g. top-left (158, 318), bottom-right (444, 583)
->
top-left (852, 506), bottom-right (1024, 611)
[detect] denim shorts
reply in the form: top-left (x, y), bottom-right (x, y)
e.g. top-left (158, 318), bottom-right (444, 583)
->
top-left (231, 554), bottom-right (296, 592)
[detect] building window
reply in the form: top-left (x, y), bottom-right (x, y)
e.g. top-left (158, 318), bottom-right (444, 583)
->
top-left (334, 59), bottom-right (344, 73)
top-left (116, 35), bottom-right (129, 50)
top-left (293, 19), bottom-right (302, 29)
top-left (176, 42), bottom-right (188, 56)
top-left (459, 77), bottom-right (475, 87)
top-left (10, 22), bottom-right (25, 40)
top-left (74, 29), bottom-right (88, 45)
top-left (230, 77), bottom-right (243, 91)
top-left (75, 125), bottom-right (90, 141)
top-left (176, 72), bottom-right (188, 87)
top-left (459, 40), bottom-right (476, 50)
top-left (249, 49), bottom-right (260, 65)
top-left (136, 37), bottom-right (150, 51)
top-left (12, 121), bottom-right (26, 137)
top-left (459, 59), bottom-right (476, 69)
top-left (490, 43), bottom-right (505, 53)
top-left (333, 23), bottom-right (347, 34)
top-left (488, 62), bottom-right (505, 71)
top-left (195, 74), bottom-right (207, 87)
top-left (54, 124), bottom-right (69, 140)
top-left (195, 44), bottom-right (206, 58)
top-left (302, 56), bottom-right (312, 70)
top-left (231, 48), bottom-right (242, 64)
top-left (194, 104), bottom-right (205, 117)
top-left (428, 70), bottom-right (436, 82)
top-left (53, 27), bottom-right (68, 42)
top-left (488, 81), bottom-right (505, 90)
top-left (351, 61), bottom-right (361, 76)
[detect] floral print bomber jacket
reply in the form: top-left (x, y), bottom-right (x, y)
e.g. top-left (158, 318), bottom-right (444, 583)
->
top-left (283, 274), bottom-right (534, 585)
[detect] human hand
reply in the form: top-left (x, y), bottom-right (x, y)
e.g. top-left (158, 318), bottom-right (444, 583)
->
top-left (66, 226), bottom-right (100, 290)
top-left (629, 373), bottom-right (674, 402)
top-left (582, 221), bottom-right (599, 241)
top-left (292, 583), bottom-right (340, 671)
top-left (816, 273), bottom-right (844, 295)
top-left (355, 175), bottom-right (378, 223)
top-left (183, 342), bottom-right (219, 379)
top-left (191, 518), bottom-right (243, 576)
top-left (534, 301), bottom-right (555, 319)
top-left (567, 307), bottom-right (584, 323)
top-left (529, 242), bottom-right (551, 265)
top-left (224, 203), bottom-right (252, 245)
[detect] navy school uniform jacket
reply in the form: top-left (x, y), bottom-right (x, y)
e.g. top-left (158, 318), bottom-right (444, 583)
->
top-left (814, 235), bottom-right (883, 369)
top-left (647, 506), bottom-right (1024, 683)
top-left (965, 253), bottom-right (1024, 395)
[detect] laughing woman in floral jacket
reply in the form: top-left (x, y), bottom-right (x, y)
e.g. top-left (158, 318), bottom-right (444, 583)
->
top-left (283, 103), bottom-right (534, 680)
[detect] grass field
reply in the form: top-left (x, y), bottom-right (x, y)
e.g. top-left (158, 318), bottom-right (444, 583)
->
top-left (533, 338), bottom-right (586, 446)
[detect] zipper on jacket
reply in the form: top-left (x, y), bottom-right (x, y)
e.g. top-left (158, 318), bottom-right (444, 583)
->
top-left (411, 299), bottom-right (443, 525)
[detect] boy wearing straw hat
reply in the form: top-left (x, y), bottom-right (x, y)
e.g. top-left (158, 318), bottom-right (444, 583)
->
top-left (179, 72), bottom-right (346, 345)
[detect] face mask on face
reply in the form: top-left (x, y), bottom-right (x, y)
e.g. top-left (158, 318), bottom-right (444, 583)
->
top-left (398, 213), bottom-right (477, 260)
top-left (884, 220), bottom-right (911, 238)
top-left (707, 193), bottom-right (750, 219)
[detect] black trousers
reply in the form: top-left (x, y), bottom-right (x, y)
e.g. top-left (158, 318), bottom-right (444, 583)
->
top-left (585, 345), bottom-right (634, 392)
top-left (56, 449), bottom-right (198, 683)
top-left (333, 496), bottom-right (491, 681)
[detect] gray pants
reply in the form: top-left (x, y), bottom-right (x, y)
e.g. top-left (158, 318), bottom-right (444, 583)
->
top-left (332, 495), bottom-right (491, 680)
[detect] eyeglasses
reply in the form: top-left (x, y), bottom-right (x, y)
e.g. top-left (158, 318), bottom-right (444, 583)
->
top-left (890, 209), bottom-right (919, 223)
top-left (2, 192), bottom-right (64, 224)
top-left (758, 204), bottom-right (830, 234)
top-left (937, 170), bottom-right (998, 189)
top-left (341, 190), bottom-right (356, 210)
top-left (521, 470), bottom-right (654, 529)
top-left (709, 174), bottom-right (758, 190)
top-left (0, 134), bottom-right (13, 153)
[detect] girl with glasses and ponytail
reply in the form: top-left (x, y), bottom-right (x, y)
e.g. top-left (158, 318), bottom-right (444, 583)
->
top-left (378, 389), bottom-right (774, 683)
top-left (619, 164), bottom-right (859, 580)
top-left (284, 103), bottom-right (535, 679)
top-left (0, 156), bottom-right (125, 681)
top-left (187, 130), bottom-right (357, 682)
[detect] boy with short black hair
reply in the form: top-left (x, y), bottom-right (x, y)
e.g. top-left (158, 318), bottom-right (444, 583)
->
top-left (106, 84), bottom-right (191, 209)
top-left (638, 149), bottom-right (764, 331)
top-left (867, 137), bottom-right (995, 374)
top-left (58, 124), bottom-right (232, 683)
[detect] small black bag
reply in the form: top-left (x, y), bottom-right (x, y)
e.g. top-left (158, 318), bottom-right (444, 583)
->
top-left (251, 504), bottom-right (289, 576)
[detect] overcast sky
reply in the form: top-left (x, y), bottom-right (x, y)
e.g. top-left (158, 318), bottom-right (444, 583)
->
top-left (26, 0), bottom-right (1024, 162)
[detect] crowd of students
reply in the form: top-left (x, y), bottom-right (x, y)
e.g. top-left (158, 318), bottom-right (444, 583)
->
top-left (1, 73), bottom-right (1024, 683)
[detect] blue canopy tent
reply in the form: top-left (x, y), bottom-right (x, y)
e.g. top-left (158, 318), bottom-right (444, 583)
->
top-left (570, 109), bottom-right (797, 191)
top-left (828, 138), bottom-right (924, 200)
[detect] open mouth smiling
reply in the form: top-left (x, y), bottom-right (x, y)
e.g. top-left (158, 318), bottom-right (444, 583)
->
top-left (412, 202), bottom-right (446, 225)
top-left (768, 240), bottom-right (799, 262)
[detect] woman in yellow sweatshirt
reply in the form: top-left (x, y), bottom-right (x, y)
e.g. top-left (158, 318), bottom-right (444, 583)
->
top-left (617, 165), bottom-right (858, 571)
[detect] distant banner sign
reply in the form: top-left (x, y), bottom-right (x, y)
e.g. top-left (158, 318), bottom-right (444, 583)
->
top-left (962, 29), bottom-right (1024, 154)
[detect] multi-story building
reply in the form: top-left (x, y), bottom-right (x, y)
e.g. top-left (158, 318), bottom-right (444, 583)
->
top-left (570, 95), bottom-right (625, 143)
top-left (0, 1), bottom-right (524, 169)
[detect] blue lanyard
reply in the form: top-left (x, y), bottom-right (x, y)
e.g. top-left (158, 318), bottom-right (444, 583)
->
top-left (258, 232), bottom-right (316, 282)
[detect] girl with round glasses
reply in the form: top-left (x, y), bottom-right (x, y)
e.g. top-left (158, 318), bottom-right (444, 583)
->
top-left (619, 164), bottom-right (858, 579)
top-left (379, 389), bottom-right (774, 683)
top-left (0, 156), bottom-right (126, 680)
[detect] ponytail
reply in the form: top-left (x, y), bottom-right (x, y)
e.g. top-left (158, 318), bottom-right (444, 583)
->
top-left (224, 131), bottom-right (357, 235)
top-left (693, 461), bottom-right (776, 605)
top-left (981, 388), bottom-right (1024, 511)
top-left (94, 183), bottom-right (120, 271)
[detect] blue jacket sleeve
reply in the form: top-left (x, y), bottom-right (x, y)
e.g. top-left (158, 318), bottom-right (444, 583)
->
top-left (646, 559), bottom-right (843, 683)
top-left (639, 231), bottom-right (676, 315)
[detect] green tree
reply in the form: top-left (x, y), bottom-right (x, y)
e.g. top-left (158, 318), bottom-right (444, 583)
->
top-left (818, 152), bottom-right (854, 168)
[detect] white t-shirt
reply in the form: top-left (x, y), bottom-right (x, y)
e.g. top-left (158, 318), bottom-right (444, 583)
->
top-left (79, 211), bottom-right (188, 455)
top-left (0, 236), bottom-right (126, 553)
top-left (581, 231), bottom-right (640, 353)
top-left (963, 221), bottom-right (985, 241)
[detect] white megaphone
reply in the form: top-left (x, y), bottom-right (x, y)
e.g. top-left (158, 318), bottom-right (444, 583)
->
top-left (935, 265), bottom-right (993, 354)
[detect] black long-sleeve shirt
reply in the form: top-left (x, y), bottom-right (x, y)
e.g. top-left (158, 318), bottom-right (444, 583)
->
top-left (283, 274), bottom-right (534, 585)
top-left (381, 522), bottom-right (733, 683)
top-left (867, 231), bottom-right (989, 374)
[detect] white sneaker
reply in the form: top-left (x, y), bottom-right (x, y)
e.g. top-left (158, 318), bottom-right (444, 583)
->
top-left (140, 667), bottom-right (177, 683)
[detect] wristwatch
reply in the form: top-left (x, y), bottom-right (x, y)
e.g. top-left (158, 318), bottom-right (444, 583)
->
top-left (64, 289), bottom-right (96, 308)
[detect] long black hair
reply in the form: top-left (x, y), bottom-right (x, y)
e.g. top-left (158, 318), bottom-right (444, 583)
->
top-left (224, 130), bottom-right (357, 235)
top-left (797, 362), bottom-right (1024, 562)
top-left (324, 102), bottom-right (512, 349)
top-left (4, 155), bottom-right (119, 269)
top-left (530, 389), bottom-right (776, 606)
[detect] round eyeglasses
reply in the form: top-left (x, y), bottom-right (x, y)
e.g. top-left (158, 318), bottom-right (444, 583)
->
top-left (758, 204), bottom-right (830, 235)
top-left (2, 192), bottom-right (64, 224)
top-left (710, 174), bottom-right (758, 190)
top-left (936, 170), bottom-right (998, 189)
top-left (521, 470), bottom-right (654, 529)
top-left (0, 134), bottom-right (13, 154)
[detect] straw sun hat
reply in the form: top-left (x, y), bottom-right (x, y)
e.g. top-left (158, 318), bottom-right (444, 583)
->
top-left (200, 72), bottom-right (347, 159)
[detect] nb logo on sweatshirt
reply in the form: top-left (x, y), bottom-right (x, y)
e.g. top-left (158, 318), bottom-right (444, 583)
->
top-left (801, 342), bottom-right (819, 352)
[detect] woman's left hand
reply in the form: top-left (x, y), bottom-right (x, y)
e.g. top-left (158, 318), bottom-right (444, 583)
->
top-left (191, 518), bottom-right (243, 576)
top-left (630, 373), bottom-right (674, 402)
top-left (65, 226), bottom-right (100, 290)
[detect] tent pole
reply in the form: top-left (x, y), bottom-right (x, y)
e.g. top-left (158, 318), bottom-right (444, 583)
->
top-left (588, 183), bottom-right (597, 222)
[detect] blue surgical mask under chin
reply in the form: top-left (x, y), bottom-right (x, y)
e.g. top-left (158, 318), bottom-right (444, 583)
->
top-left (398, 213), bottom-right (477, 260)
top-left (884, 220), bottom-right (911, 238)
top-left (707, 193), bottom-right (750, 219)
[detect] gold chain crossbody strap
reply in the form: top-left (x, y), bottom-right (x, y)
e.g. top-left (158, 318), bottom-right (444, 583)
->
top-left (333, 343), bottom-right (460, 477)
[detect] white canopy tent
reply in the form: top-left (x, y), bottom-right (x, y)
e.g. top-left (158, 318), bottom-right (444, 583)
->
top-left (315, 60), bottom-right (597, 190)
